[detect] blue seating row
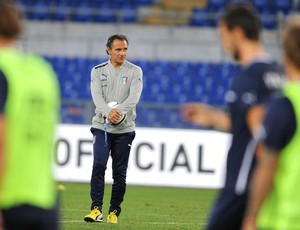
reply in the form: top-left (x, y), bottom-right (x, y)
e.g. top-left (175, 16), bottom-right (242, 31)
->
top-left (47, 57), bottom-right (237, 106)
top-left (209, 0), bottom-right (297, 13)
top-left (191, 0), bottom-right (299, 29)
top-left (16, 0), bottom-right (154, 7)
top-left (46, 57), bottom-right (237, 127)
top-left (190, 8), bottom-right (280, 29)
top-left (15, 0), bottom-right (152, 23)
top-left (16, 0), bottom-right (299, 28)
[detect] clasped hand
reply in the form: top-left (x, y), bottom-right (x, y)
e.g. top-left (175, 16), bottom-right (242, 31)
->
top-left (107, 108), bottom-right (122, 124)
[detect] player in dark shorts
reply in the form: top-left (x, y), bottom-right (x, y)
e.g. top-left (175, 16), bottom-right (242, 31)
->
top-left (0, 2), bottom-right (60, 230)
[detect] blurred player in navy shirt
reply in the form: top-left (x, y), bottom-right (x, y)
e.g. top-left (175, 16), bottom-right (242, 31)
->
top-left (181, 3), bottom-right (285, 230)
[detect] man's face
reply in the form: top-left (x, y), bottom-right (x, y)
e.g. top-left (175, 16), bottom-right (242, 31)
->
top-left (218, 22), bottom-right (240, 61)
top-left (108, 39), bottom-right (128, 66)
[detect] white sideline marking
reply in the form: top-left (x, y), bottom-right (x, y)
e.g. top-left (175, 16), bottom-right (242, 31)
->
top-left (60, 220), bottom-right (205, 225)
top-left (60, 220), bottom-right (83, 223)
top-left (61, 209), bottom-right (174, 217)
top-left (138, 222), bottom-right (199, 225)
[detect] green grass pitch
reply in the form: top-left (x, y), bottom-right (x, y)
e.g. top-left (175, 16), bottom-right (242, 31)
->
top-left (59, 182), bottom-right (218, 230)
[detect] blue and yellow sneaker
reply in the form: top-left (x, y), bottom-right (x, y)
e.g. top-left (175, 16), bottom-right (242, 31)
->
top-left (107, 210), bottom-right (118, 224)
top-left (84, 206), bottom-right (103, 222)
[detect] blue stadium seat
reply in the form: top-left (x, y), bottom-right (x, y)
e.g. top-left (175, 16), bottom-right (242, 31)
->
top-left (135, 0), bottom-right (154, 6)
top-left (134, 60), bottom-right (153, 73)
top-left (116, 6), bottom-right (137, 23)
top-left (143, 109), bottom-right (157, 126)
top-left (273, 0), bottom-right (293, 14)
top-left (190, 8), bottom-right (212, 27)
top-left (64, 0), bottom-right (82, 7)
top-left (50, 56), bottom-right (68, 72)
top-left (260, 10), bottom-right (278, 29)
top-left (18, 0), bottom-right (38, 6)
top-left (252, 0), bottom-right (271, 13)
top-left (94, 5), bottom-right (116, 23)
top-left (87, 58), bottom-right (97, 68)
top-left (47, 57), bottom-right (240, 127)
top-left (112, 0), bottom-right (131, 6)
top-left (48, 0), bottom-right (62, 6)
top-left (51, 58), bottom-right (236, 103)
top-left (50, 4), bottom-right (71, 21)
top-left (26, 2), bottom-right (50, 21)
top-left (90, 0), bottom-right (112, 8)
top-left (208, 0), bottom-right (226, 11)
top-left (229, 0), bottom-right (248, 3)
top-left (72, 5), bottom-right (94, 22)
top-left (195, 62), bottom-right (211, 79)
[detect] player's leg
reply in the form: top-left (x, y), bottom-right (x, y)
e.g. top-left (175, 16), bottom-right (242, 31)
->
top-left (88, 128), bottom-right (110, 217)
top-left (109, 131), bottom-right (135, 217)
top-left (206, 189), bottom-right (248, 230)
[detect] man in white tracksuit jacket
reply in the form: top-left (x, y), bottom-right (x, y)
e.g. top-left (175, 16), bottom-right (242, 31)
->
top-left (84, 34), bottom-right (143, 224)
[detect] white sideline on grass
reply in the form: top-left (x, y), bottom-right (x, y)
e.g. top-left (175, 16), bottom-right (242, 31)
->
top-left (59, 220), bottom-right (205, 225)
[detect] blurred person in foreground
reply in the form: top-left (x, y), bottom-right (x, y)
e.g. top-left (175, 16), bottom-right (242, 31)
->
top-left (181, 3), bottom-right (285, 230)
top-left (0, 1), bottom-right (60, 230)
top-left (242, 16), bottom-right (300, 230)
top-left (83, 34), bottom-right (143, 224)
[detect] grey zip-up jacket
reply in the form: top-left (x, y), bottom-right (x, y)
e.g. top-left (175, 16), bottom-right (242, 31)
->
top-left (91, 59), bottom-right (143, 133)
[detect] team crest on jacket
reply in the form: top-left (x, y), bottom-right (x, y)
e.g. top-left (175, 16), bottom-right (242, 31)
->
top-left (121, 76), bottom-right (128, 84)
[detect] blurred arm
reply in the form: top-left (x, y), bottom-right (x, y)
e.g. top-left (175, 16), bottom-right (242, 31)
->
top-left (246, 105), bottom-right (267, 158)
top-left (242, 146), bottom-right (279, 230)
top-left (0, 118), bottom-right (3, 230)
top-left (0, 71), bottom-right (7, 189)
top-left (0, 115), bottom-right (5, 187)
top-left (181, 103), bottom-right (231, 132)
top-left (246, 105), bottom-right (266, 135)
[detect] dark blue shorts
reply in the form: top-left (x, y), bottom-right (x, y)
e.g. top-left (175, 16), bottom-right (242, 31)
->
top-left (2, 204), bottom-right (59, 230)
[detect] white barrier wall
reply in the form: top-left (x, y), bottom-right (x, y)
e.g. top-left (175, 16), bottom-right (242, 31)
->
top-left (21, 21), bottom-right (281, 62)
top-left (55, 124), bottom-right (232, 189)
